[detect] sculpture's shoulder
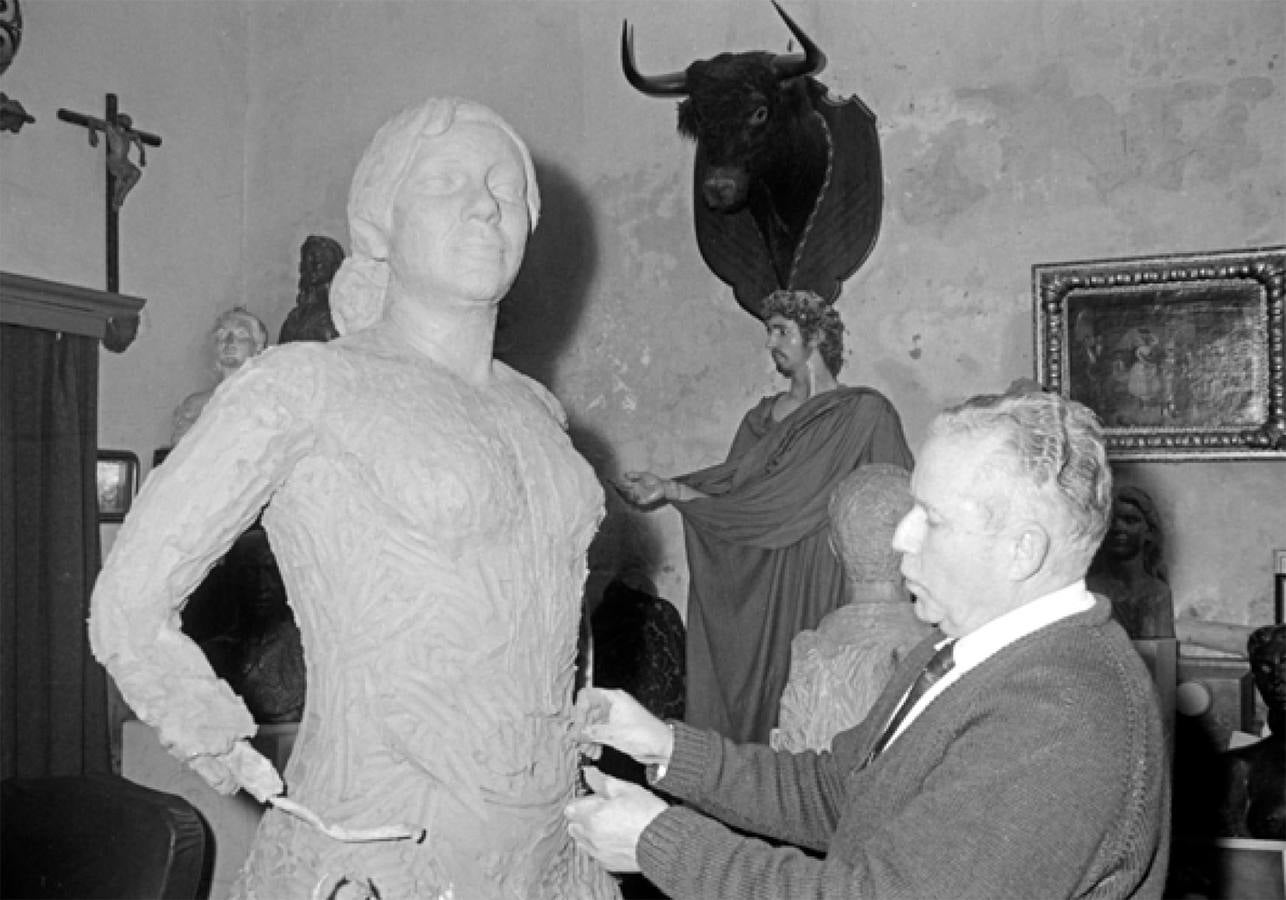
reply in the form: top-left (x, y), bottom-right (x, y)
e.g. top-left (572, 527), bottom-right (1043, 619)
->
top-left (494, 360), bottom-right (569, 429)
top-left (832, 384), bottom-right (900, 417)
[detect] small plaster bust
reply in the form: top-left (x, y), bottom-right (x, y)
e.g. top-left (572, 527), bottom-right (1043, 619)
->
top-left (278, 235), bottom-right (345, 344)
top-left (773, 464), bottom-right (930, 752)
top-left (171, 307), bottom-right (269, 445)
top-left (1087, 485), bottom-right (1175, 639)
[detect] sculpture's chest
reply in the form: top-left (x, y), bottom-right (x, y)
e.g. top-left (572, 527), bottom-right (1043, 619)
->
top-left (286, 359), bottom-right (600, 552)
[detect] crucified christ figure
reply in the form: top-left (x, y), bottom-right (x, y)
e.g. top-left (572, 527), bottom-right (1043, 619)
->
top-left (86, 113), bottom-right (148, 210)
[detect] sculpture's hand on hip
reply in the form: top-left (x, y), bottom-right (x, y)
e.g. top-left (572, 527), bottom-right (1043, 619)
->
top-left (188, 739), bottom-right (284, 802)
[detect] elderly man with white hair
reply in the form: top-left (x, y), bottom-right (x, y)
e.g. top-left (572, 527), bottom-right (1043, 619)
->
top-left (568, 389), bottom-right (1169, 900)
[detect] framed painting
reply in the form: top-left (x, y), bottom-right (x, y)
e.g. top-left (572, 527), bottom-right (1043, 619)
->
top-left (1033, 246), bottom-right (1286, 460)
top-left (96, 450), bottom-right (139, 523)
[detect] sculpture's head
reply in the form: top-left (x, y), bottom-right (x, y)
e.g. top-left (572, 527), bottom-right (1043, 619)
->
top-left (331, 98), bottom-right (540, 335)
top-left (1248, 623), bottom-right (1286, 713)
top-left (211, 306), bottom-right (268, 378)
top-left (761, 288), bottom-right (844, 377)
top-left (299, 234), bottom-right (346, 290)
top-left (829, 464), bottom-right (912, 588)
top-left (1099, 485), bottom-right (1166, 578)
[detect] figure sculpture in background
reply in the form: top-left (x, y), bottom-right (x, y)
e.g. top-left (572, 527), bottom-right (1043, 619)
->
top-left (1218, 623), bottom-right (1285, 840)
top-left (90, 97), bottom-right (618, 899)
top-left (170, 306), bottom-right (269, 445)
top-left (615, 288), bottom-right (913, 743)
top-left (772, 463), bottom-right (929, 752)
top-left (278, 234), bottom-right (345, 344)
top-left (1086, 485), bottom-right (1175, 639)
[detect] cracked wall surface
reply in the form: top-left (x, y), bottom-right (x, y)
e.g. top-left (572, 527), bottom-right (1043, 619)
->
top-left (3, 0), bottom-right (1282, 632)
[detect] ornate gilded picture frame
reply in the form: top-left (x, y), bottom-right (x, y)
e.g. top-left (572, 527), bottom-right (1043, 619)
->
top-left (1034, 246), bottom-right (1286, 460)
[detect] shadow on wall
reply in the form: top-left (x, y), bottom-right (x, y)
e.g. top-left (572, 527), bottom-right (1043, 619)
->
top-left (494, 154), bottom-right (672, 603)
top-left (496, 155), bottom-right (598, 387)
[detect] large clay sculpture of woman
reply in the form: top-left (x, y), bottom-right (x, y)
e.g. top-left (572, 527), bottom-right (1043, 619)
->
top-left (90, 97), bottom-right (618, 900)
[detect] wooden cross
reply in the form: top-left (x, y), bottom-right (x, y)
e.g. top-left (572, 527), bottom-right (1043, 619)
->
top-left (57, 94), bottom-right (162, 294)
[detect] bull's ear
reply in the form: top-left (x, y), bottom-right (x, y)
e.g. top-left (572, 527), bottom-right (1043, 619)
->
top-left (676, 99), bottom-right (699, 141)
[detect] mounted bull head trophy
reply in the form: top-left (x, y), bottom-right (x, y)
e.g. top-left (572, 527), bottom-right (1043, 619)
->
top-left (623, 1), bottom-right (883, 318)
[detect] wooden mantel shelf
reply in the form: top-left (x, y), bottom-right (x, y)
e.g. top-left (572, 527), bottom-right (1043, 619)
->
top-left (0, 271), bottom-right (147, 353)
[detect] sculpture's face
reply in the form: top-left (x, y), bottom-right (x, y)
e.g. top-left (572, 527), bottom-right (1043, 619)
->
top-left (387, 121), bottom-right (530, 308)
top-left (300, 242), bottom-right (341, 287)
top-left (1100, 499), bottom-right (1148, 561)
top-left (764, 315), bottom-right (813, 378)
top-left (213, 315), bottom-right (262, 375)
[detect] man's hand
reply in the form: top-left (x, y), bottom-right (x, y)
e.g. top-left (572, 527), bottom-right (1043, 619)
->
top-left (565, 767), bottom-right (667, 872)
top-left (612, 471), bottom-right (671, 508)
top-left (574, 687), bottom-right (674, 767)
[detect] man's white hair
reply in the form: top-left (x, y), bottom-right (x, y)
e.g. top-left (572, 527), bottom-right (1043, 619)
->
top-left (929, 391), bottom-right (1112, 571)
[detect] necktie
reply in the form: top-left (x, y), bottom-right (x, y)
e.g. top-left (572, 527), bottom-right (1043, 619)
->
top-left (864, 640), bottom-right (957, 765)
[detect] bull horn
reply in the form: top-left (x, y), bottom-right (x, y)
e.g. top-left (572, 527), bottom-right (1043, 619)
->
top-left (769, 1), bottom-right (827, 80)
top-left (621, 21), bottom-right (690, 97)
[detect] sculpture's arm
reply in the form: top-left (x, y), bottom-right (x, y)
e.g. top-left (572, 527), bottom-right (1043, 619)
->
top-left (89, 348), bottom-right (320, 797)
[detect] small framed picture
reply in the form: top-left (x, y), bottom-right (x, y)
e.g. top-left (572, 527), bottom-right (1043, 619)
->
top-left (96, 450), bottom-right (139, 523)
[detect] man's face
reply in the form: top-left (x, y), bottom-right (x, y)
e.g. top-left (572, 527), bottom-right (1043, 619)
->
top-left (388, 121), bottom-right (530, 307)
top-left (764, 315), bottom-right (814, 378)
top-left (214, 316), bottom-right (260, 374)
top-left (892, 433), bottom-right (1015, 638)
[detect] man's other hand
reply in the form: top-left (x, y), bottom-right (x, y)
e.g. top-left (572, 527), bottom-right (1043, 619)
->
top-left (565, 767), bottom-right (667, 873)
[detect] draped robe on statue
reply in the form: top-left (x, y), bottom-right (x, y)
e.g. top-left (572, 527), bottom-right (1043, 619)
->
top-left (675, 387), bottom-right (913, 743)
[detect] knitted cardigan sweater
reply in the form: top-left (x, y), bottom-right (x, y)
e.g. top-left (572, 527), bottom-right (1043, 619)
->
top-left (640, 596), bottom-right (1170, 899)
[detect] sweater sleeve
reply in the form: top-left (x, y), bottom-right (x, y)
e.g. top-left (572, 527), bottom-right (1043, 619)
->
top-left (637, 636), bottom-right (1160, 900)
top-left (650, 723), bottom-right (851, 852)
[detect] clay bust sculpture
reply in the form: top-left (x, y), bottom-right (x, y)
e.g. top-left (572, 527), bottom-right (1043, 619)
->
top-left (90, 97), bottom-right (618, 899)
top-left (278, 234), bottom-right (345, 344)
top-left (1086, 485), bottom-right (1175, 639)
top-left (170, 306), bottom-right (269, 445)
top-left (772, 463), bottom-right (930, 752)
top-left (1219, 623), bottom-right (1285, 840)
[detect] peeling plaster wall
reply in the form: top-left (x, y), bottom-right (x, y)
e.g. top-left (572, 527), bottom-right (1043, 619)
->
top-left (236, 1), bottom-right (1283, 627)
top-left (3, 1), bottom-right (1281, 630)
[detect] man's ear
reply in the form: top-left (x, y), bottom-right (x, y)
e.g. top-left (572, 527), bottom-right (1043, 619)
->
top-left (1009, 522), bottom-right (1050, 581)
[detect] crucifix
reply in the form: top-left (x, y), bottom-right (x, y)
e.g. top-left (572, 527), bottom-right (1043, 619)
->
top-left (57, 94), bottom-right (162, 294)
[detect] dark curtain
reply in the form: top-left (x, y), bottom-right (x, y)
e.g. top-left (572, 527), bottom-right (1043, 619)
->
top-left (1, 323), bottom-right (110, 778)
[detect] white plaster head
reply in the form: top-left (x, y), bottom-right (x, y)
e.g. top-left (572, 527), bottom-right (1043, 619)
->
top-left (211, 306), bottom-right (268, 378)
top-left (331, 98), bottom-right (541, 336)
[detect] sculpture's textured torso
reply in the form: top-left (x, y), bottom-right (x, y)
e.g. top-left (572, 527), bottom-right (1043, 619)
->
top-left (93, 332), bottom-right (616, 899)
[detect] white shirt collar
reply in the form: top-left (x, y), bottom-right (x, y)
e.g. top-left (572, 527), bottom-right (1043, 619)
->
top-left (952, 580), bottom-right (1095, 673)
